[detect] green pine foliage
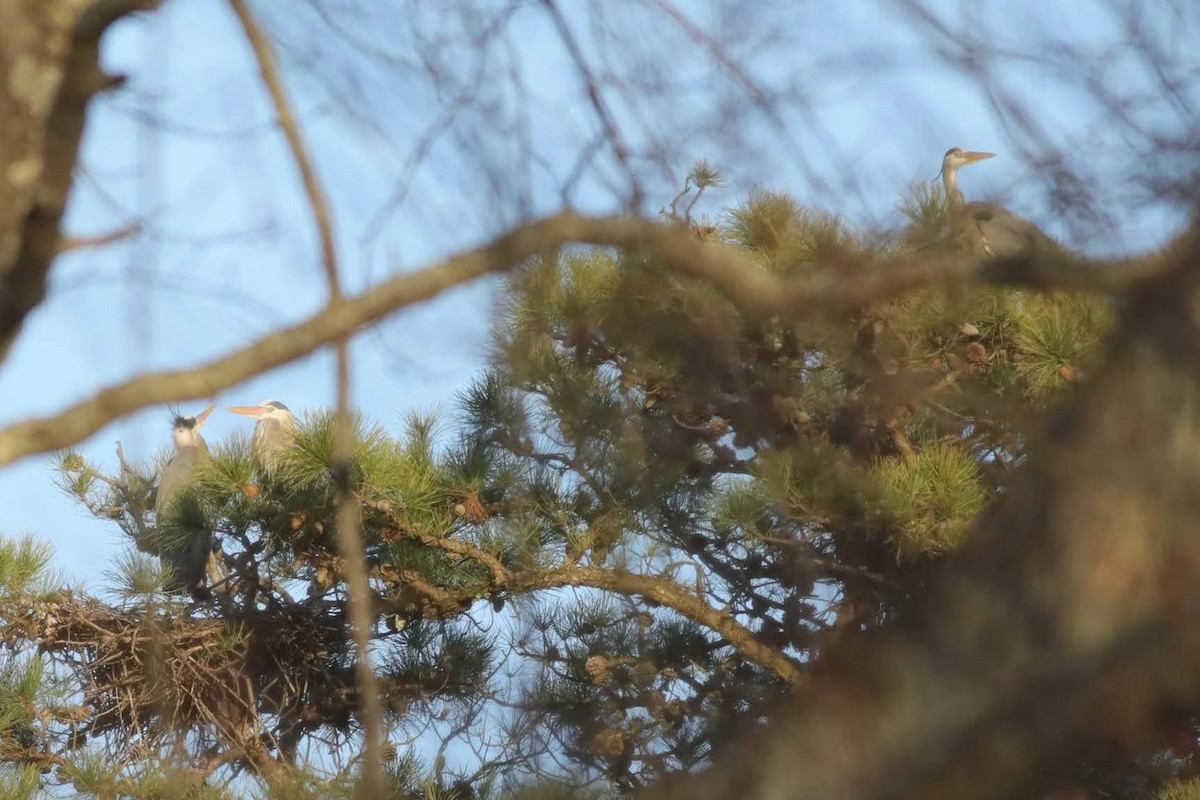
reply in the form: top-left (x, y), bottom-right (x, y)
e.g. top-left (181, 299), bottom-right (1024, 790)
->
top-left (871, 443), bottom-right (987, 556)
top-left (0, 767), bottom-right (40, 800)
top-left (1160, 779), bottom-right (1200, 800)
top-left (0, 534), bottom-right (56, 600)
top-left (897, 179), bottom-right (949, 249)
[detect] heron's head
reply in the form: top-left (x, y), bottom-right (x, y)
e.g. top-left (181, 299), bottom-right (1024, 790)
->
top-left (941, 147), bottom-right (996, 173)
top-left (170, 403), bottom-right (215, 449)
top-left (228, 399), bottom-right (295, 427)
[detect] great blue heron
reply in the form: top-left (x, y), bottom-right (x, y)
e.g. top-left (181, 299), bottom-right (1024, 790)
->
top-left (228, 399), bottom-right (296, 479)
top-left (155, 403), bottom-right (216, 593)
top-left (940, 147), bottom-right (1055, 258)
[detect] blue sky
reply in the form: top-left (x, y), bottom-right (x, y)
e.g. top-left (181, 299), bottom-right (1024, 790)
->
top-left (0, 0), bottom-right (1192, 584)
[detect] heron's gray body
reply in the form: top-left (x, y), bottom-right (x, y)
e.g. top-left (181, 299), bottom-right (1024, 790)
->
top-left (155, 405), bottom-right (216, 593)
top-left (941, 147), bottom-right (1055, 259)
top-left (961, 201), bottom-right (1050, 258)
top-left (252, 412), bottom-right (295, 478)
top-left (155, 440), bottom-right (209, 516)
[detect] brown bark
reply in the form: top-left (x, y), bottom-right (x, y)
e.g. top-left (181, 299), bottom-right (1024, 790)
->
top-left (0, 0), bottom-right (157, 359)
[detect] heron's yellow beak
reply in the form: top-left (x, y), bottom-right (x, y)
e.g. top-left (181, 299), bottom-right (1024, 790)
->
top-left (964, 151), bottom-right (996, 163)
top-left (194, 403), bottom-right (217, 429)
top-left (227, 405), bottom-right (265, 418)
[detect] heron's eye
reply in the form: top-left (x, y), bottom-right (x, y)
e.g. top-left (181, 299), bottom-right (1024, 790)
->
top-left (944, 147), bottom-right (962, 158)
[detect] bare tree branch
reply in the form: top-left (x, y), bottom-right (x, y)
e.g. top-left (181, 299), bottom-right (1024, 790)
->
top-left (0, 214), bottom-right (610, 466)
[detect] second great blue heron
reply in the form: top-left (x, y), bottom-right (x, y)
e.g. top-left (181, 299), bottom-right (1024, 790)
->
top-left (940, 147), bottom-right (1055, 259)
top-left (155, 404), bottom-right (215, 516)
top-left (155, 403), bottom-right (216, 594)
top-left (228, 399), bottom-right (296, 479)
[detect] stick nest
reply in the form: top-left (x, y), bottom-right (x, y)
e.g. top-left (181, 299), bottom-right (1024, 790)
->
top-left (1, 590), bottom-right (356, 770)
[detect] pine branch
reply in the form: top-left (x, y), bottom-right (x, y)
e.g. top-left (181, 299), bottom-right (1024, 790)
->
top-left (529, 566), bottom-right (805, 685)
top-left (397, 531), bottom-right (511, 587)
top-left (376, 522), bottom-right (803, 684)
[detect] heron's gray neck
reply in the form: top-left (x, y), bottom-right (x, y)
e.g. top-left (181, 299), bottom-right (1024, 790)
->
top-left (942, 166), bottom-right (965, 213)
top-left (181, 434), bottom-right (210, 455)
top-left (174, 432), bottom-right (204, 450)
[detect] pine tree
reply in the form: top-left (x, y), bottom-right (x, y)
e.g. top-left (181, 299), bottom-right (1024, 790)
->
top-left (6, 167), bottom-right (1187, 798)
top-left (461, 171), bottom-right (1118, 791)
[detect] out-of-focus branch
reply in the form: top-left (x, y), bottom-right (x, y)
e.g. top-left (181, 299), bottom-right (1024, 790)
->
top-left (0, 0), bottom-right (160, 361)
top-left (643, 219), bottom-right (1200, 799)
top-left (0, 211), bottom-right (1183, 467)
top-left (227, 0), bottom-right (383, 791)
top-left (332, 348), bottom-right (381, 783)
top-left (0, 214), bottom-right (607, 466)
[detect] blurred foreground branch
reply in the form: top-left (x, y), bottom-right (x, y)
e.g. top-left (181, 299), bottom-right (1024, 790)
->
top-left (0, 210), bottom-right (1186, 467)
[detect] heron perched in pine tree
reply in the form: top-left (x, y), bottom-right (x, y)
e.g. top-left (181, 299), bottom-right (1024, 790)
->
top-left (227, 399), bottom-right (296, 480)
top-left (939, 147), bottom-right (1056, 258)
top-left (155, 403), bottom-right (216, 594)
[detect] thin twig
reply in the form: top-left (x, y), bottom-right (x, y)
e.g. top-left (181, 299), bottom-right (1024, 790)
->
top-left (539, 0), bottom-right (642, 207)
top-left (56, 223), bottom-right (141, 254)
